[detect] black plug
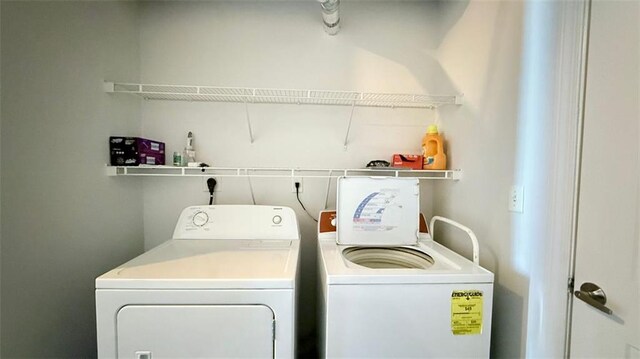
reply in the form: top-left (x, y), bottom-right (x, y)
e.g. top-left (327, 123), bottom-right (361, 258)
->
top-left (294, 180), bottom-right (317, 223)
top-left (294, 181), bottom-right (305, 210)
top-left (207, 178), bottom-right (217, 205)
top-left (207, 178), bottom-right (217, 193)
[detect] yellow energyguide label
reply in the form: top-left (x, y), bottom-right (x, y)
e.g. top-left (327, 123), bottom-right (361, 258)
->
top-left (451, 290), bottom-right (483, 335)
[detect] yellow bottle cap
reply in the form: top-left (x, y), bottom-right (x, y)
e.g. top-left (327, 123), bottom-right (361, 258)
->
top-left (427, 124), bottom-right (439, 134)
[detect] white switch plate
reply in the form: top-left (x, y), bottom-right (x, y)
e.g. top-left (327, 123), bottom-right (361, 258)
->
top-left (509, 185), bottom-right (524, 213)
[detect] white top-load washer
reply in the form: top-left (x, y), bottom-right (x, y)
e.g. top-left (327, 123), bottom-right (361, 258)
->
top-left (96, 205), bottom-right (300, 359)
top-left (317, 177), bottom-right (494, 358)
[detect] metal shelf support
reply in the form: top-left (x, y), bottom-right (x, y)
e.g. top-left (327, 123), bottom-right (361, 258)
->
top-left (343, 102), bottom-right (357, 150)
top-left (244, 99), bottom-right (254, 143)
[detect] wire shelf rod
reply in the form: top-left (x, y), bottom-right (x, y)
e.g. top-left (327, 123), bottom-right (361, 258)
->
top-left (105, 82), bottom-right (461, 109)
top-left (105, 166), bottom-right (461, 180)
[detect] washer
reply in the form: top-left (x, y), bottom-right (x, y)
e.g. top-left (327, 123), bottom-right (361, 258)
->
top-left (96, 205), bottom-right (300, 358)
top-left (317, 177), bottom-right (494, 358)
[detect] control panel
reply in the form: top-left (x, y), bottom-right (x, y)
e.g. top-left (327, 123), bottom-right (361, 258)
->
top-left (172, 205), bottom-right (300, 240)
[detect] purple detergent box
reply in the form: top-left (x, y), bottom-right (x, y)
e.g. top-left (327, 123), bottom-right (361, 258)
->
top-left (109, 136), bottom-right (165, 166)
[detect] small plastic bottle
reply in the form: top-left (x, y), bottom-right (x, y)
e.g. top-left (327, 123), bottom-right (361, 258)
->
top-left (173, 151), bottom-right (182, 166)
top-left (422, 124), bottom-right (447, 170)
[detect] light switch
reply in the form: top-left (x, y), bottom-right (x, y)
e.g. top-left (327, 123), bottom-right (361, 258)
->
top-left (509, 185), bottom-right (524, 213)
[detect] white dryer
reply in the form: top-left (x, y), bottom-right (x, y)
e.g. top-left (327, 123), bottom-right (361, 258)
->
top-left (317, 177), bottom-right (494, 358)
top-left (96, 205), bottom-right (300, 358)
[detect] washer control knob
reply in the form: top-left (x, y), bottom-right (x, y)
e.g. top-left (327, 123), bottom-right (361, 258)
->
top-left (192, 211), bottom-right (209, 227)
top-left (272, 215), bottom-right (282, 225)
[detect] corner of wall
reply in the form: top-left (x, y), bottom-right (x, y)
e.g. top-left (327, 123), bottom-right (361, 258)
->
top-left (0, 0), bottom-right (3, 352)
top-left (434, 1), bottom-right (528, 357)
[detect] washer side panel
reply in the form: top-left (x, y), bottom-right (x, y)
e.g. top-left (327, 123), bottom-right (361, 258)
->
top-left (325, 283), bottom-right (494, 358)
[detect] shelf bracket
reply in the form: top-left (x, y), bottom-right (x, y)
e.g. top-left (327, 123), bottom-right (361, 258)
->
top-left (343, 102), bottom-right (357, 150)
top-left (247, 175), bottom-right (257, 205)
top-left (244, 99), bottom-right (255, 144)
top-left (103, 81), bottom-right (115, 93)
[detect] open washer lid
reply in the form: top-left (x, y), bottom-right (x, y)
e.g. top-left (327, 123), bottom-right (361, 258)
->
top-left (336, 177), bottom-right (420, 246)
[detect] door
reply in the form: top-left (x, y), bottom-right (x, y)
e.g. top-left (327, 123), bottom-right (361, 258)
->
top-left (117, 305), bottom-right (275, 358)
top-left (569, 0), bottom-right (639, 357)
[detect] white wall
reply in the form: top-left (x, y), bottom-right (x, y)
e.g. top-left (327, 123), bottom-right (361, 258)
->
top-left (0, 2), bottom-right (143, 357)
top-left (434, 1), bottom-right (586, 357)
top-left (136, 1), bottom-right (445, 355)
top-left (433, 1), bottom-right (526, 356)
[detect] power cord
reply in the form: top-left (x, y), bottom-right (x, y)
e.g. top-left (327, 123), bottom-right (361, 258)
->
top-left (295, 181), bottom-right (317, 222)
top-left (207, 178), bottom-right (217, 205)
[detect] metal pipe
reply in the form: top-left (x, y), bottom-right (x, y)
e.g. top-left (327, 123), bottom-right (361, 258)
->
top-left (317, 0), bottom-right (340, 35)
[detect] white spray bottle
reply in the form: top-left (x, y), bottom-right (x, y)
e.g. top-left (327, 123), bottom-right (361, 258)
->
top-left (184, 131), bottom-right (196, 165)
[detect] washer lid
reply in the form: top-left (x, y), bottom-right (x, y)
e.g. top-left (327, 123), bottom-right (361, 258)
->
top-left (337, 177), bottom-right (420, 245)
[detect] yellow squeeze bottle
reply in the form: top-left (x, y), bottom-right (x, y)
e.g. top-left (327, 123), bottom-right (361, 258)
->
top-left (422, 124), bottom-right (447, 170)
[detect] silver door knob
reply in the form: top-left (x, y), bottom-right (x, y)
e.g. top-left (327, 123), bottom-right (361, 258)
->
top-left (574, 282), bottom-right (613, 315)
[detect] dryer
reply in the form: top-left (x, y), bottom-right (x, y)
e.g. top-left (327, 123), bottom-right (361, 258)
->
top-left (317, 177), bottom-right (494, 358)
top-left (96, 205), bottom-right (300, 358)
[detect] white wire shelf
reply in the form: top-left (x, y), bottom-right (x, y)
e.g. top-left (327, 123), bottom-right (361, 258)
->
top-left (104, 82), bottom-right (461, 109)
top-left (105, 166), bottom-right (462, 180)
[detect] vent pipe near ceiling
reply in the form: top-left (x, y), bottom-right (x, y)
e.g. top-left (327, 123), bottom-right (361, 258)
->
top-left (318, 0), bottom-right (340, 35)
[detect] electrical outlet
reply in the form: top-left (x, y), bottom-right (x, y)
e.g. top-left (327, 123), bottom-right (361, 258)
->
top-left (509, 185), bottom-right (524, 213)
top-left (291, 177), bottom-right (303, 193)
top-left (202, 177), bottom-right (221, 193)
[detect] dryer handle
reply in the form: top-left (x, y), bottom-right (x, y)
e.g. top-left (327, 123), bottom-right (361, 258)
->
top-left (429, 216), bottom-right (479, 265)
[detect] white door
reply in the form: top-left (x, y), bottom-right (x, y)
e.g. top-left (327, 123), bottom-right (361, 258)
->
top-left (117, 305), bottom-right (275, 358)
top-left (569, 0), bottom-right (639, 357)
